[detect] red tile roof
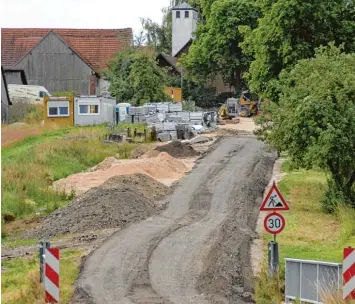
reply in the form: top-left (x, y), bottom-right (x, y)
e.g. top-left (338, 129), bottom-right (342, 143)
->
top-left (1, 28), bottom-right (133, 73)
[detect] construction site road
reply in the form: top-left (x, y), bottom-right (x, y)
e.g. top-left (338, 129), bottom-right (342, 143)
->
top-left (73, 137), bottom-right (276, 304)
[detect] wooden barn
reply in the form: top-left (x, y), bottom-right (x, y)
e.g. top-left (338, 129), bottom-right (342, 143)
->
top-left (1, 28), bottom-right (133, 95)
top-left (1, 66), bottom-right (11, 123)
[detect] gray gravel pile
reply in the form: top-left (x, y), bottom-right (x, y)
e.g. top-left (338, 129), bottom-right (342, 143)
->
top-left (155, 140), bottom-right (199, 158)
top-left (24, 174), bottom-right (169, 239)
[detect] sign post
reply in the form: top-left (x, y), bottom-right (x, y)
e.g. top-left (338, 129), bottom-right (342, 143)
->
top-left (260, 181), bottom-right (289, 276)
top-left (39, 240), bottom-right (51, 283)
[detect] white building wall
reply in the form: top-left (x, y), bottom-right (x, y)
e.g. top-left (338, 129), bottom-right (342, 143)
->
top-left (172, 8), bottom-right (198, 57)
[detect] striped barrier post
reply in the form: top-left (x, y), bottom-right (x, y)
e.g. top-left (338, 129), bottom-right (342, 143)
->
top-left (44, 248), bottom-right (59, 303)
top-left (343, 247), bottom-right (355, 301)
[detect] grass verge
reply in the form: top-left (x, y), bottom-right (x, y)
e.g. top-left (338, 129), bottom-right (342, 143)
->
top-left (1, 249), bottom-right (83, 304)
top-left (1, 125), bottom-right (139, 221)
top-left (254, 161), bottom-right (355, 303)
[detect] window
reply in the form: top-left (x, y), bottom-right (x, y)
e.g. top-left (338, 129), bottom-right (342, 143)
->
top-left (47, 101), bottom-right (70, 117)
top-left (193, 11), bottom-right (198, 20)
top-left (79, 104), bottom-right (99, 115)
top-left (176, 11), bottom-right (180, 18)
top-left (48, 107), bottom-right (58, 116)
top-left (185, 11), bottom-right (189, 18)
top-left (59, 107), bottom-right (69, 115)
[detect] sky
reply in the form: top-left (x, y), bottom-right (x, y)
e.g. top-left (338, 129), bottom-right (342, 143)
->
top-left (1, 0), bottom-right (169, 35)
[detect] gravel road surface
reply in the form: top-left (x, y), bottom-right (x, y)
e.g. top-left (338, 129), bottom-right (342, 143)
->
top-left (73, 137), bottom-right (276, 304)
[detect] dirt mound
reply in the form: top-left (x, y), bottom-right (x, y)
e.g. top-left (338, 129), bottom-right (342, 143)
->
top-left (24, 174), bottom-right (169, 239)
top-left (53, 152), bottom-right (195, 194)
top-left (88, 156), bottom-right (118, 171)
top-left (141, 149), bottom-right (160, 159)
top-left (155, 140), bottom-right (199, 158)
top-left (131, 146), bottom-right (161, 159)
top-left (131, 146), bottom-right (149, 159)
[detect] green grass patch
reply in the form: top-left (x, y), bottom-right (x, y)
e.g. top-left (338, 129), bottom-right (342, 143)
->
top-left (2, 238), bottom-right (39, 249)
top-left (1, 249), bottom-right (83, 304)
top-left (2, 125), bottom-right (139, 220)
top-left (2, 128), bottom-right (73, 164)
top-left (254, 164), bottom-right (355, 302)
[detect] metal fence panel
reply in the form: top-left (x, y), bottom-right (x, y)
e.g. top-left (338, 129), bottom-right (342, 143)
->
top-left (285, 258), bottom-right (342, 304)
top-left (301, 263), bottom-right (318, 301)
top-left (286, 261), bottom-right (301, 298)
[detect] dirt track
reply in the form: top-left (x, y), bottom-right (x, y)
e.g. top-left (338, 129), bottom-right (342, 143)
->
top-left (73, 137), bottom-right (276, 304)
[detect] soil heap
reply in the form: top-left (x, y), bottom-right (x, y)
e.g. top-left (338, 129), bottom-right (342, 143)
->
top-left (155, 140), bottom-right (199, 158)
top-left (25, 174), bottom-right (169, 239)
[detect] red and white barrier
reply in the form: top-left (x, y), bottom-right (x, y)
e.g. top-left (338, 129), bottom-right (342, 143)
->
top-left (343, 247), bottom-right (355, 301)
top-left (45, 248), bottom-right (59, 303)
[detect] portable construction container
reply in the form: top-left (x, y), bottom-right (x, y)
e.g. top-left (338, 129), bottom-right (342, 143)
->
top-left (116, 103), bottom-right (131, 122)
top-left (74, 96), bottom-right (116, 126)
top-left (44, 96), bottom-right (74, 127)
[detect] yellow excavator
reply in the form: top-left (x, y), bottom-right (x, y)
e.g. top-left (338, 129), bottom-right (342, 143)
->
top-left (238, 91), bottom-right (262, 117)
top-left (218, 91), bottom-right (262, 119)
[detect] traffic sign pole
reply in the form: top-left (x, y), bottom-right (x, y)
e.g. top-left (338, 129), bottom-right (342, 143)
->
top-left (260, 182), bottom-right (289, 277)
top-left (268, 240), bottom-right (279, 276)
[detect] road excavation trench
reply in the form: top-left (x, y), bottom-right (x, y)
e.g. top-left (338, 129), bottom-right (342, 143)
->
top-left (73, 137), bottom-right (276, 304)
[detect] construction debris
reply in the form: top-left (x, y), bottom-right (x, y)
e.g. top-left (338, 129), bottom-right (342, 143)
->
top-left (122, 102), bottom-right (218, 141)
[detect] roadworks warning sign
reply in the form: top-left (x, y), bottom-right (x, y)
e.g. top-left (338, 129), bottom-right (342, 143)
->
top-left (260, 182), bottom-right (289, 211)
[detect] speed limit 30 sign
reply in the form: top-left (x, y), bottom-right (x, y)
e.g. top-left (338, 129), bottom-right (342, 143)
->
top-left (264, 212), bottom-right (285, 235)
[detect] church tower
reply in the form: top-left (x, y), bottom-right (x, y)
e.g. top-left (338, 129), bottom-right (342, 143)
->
top-left (171, 2), bottom-right (198, 57)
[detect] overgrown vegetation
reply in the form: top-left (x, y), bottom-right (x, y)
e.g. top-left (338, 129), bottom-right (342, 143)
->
top-left (1, 249), bottom-right (83, 304)
top-left (23, 105), bottom-right (44, 124)
top-left (256, 45), bottom-right (355, 211)
top-left (51, 91), bottom-right (77, 97)
top-left (254, 163), bottom-right (355, 302)
top-left (8, 102), bottom-right (38, 124)
top-left (1, 126), bottom-right (138, 221)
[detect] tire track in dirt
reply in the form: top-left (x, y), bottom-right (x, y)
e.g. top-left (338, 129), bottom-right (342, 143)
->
top-left (148, 142), bottom-right (270, 304)
top-left (73, 137), bottom-right (276, 304)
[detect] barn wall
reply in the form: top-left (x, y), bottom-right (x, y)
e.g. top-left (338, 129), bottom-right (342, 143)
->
top-left (14, 32), bottom-right (94, 95)
top-left (1, 72), bottom-right (9, 123)
top-left (3, 71), bottom-right (27, 85)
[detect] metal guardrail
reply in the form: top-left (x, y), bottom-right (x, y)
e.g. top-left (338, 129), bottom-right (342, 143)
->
top-left (285, 258), bottom-right (342, 303)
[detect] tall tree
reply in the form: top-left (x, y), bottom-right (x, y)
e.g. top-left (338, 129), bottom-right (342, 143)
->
top-left (104, 48), bottom-right (170, 105)
top-left (180, 0), bottom-right (260, 91)
top-left (240, 0), bottom-right (355, 101)
top-left (256, 44), bottom-right (355, 211)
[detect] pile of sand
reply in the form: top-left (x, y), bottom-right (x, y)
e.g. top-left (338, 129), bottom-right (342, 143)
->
top-left (25, 174), bottom-right (169, 239)
top-left (155, 141), bottom-right (199, 158)
top-left (53, 152), bottom-right (196, 195)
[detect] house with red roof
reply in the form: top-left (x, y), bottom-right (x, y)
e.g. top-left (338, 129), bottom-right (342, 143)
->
top-left (1, 28), bottom-right (133, 95)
